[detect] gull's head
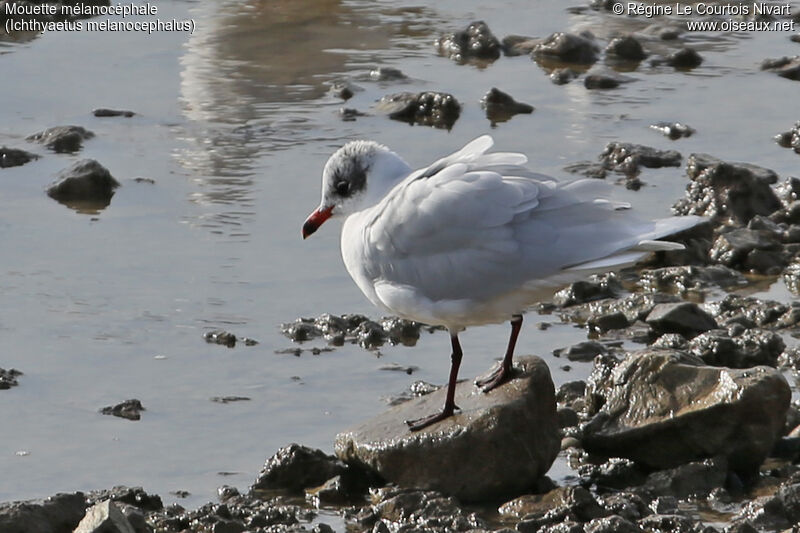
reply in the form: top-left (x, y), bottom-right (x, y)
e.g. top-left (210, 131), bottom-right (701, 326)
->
top-left (302, 140), bottom-right (411, 239)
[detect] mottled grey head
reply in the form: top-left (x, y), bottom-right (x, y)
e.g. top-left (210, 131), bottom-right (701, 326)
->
top-left (303, 139), bottom-right (412, 239)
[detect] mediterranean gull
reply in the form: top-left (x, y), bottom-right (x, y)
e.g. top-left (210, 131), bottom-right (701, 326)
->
top-left (302, 135), bottom-right (702, 430)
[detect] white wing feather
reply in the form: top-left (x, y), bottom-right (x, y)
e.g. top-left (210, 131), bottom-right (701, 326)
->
top-left (347, 136), bottom-right (704, 326)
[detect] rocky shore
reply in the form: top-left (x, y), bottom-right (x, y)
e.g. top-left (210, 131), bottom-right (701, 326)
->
top-left (3, 1), bottom-right (800, 533)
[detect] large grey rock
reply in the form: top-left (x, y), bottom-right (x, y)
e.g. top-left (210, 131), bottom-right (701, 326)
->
top-left (46, 159), bottom-right (120, 213)
top-left (435, 21), bottom-right (501, 63)
top-left (334, 356), bottom-right (560, 501)
top-left (0, 492), bottom-right (86, 533)
top-left (583, 349), bottom-right (791, 477)
top-left (532, 31), bottom-right (600, 65)
top-left (73, 500), bottom-right (135, 533)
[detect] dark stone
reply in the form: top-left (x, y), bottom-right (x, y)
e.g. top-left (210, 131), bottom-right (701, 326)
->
top-left (650, 122), bottom-right (695, 140)
top-left (584, 70), bottom-right (635, 89)
top-left (637, 514), bottom-right (698, 533)
top-left (339, 108), bottom-right (366, 122)
top-left (328, 80), bottom-right (361, 100)
top-left (499, 486), bottom-right (608, 521)
top-left (583, 515), bottom-right (642, 533)
top-left (582, 349), bottom-right (791, 478)
top-left (334, 356), bottom-right (560, 501)
top-left (599, 142), bottom-right (682, 176)
top-left (369, 488), bottom-right (487, 531)
top-left (761, 56), bottom-right (800, 80)
top-left (709, 293), bottom-right (791, 328)
top-left (689, 328), bottom-right (785, 368)
top-left (0, 492), bottom-right (87, 533)
top-left (210, 396), bottom-right (250, 404)
top-left (553, 275), bottom-right (622, 307)
top-left (93, 108), bottom-right (135, 117)
top-left (605, 35), bottom-right (647, 61)
top-left (27, 125), bottom-right (94, 153)
top-left (645, 302), bottom-right (718, 337)
top-left (368, 67), bottom-right (408, 81)
top-left (0, 146), bottom-right (39, 168)
top-left (204, 330), bottom-right (238, 347)
top-left (732, 482), bottom-right (800, 530)
top-left (642, 457), bottom-right (728, 498)
top-left (666, 47), bottom-right (703, 69)
top-left (100, 399), bottom-right (145, 421)
top-left (377, 91), bottom-right (461, 130)
top-left (251, 444), bottom-right (347, 494)
top-left (709, 228), bottom-right (787, 274)
top-left (587, 311), bottom-right (630, 333)
top-left (774, 120), bottom-right (800, 154)
top-left (46, 159), bottom-right (120, 213)
top-left (480, 87), bottom-right (534, 125)
top-left (673, 153), bottom-right (782, 225)
top-left (553, 340), bottom-right (607, 362)
top-left (435, 21), bottom-right (501, 63)
top-left (598, 491), bottom-right (650, 521)
top-left (579, 457), bottom-right (647, 491)
top-left (638, 265), bottom-right (746, 293)
top-left (0, 367), bottom-right (23, 390)
top-left (532, 31), bottom-right (600, 65)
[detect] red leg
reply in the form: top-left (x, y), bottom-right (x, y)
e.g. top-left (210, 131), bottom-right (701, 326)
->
top-left (475, 314), bottom-right (522, 392)
top-left (406, 333), bottom-right (463, 431)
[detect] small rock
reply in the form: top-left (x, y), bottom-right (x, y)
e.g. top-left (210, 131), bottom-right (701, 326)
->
top-left (583, 515), bottom-right (642, 533)
top-left (328, 80), bottom-right (361, 100)
top-left (339, 108), bottom-right (367, 122)
top-left (645, 302), bottom-right (718, 337)
top-left (583, 70), bottom-right (636, 89)
top-left (553, 340), bottom-right (607, 362)
top-left (774, 121), bottom-right (800, 154)
top-left (334, 356), bottom-right (560, 501)
top-left (480, 87), bottom-right (534, 125)
top-left (673, 153), bottom-right (782, 226)
top-left (731, 482), bottom-right (800, 530)
top-left (0, 368), bottom-right (23, 390)
top-left (761, 55), bottom-right (800, 81)
top-left (251, 444), bottom-right (347, 494)
top-left (368, 67), bottom-right (408, 81)
top-left (210, 396), bottom-right (251, 404)
top-left (582, 349), bottom-right (791, 478)
top-left (666, 47), bottom-right (703, 69)
top-left (637, 265), bottom-right (746, 293)
top-left (0, 146), bottom-right (39, 168)
top-left (377, 91), bottom-right (461, 130)
top-left (435, 21), bottom-right (501, 63)
top-left (605, 35), bottom-right (647, 62)
top-left (642, 457), bottom-right (728, 498)
top-left (73, 500), bottom-right (136, 533)
top-left (708, 228), bottom-right (786, 274)
top-left (46, 159), bottom-right (120, 213)
top-left (650, 121), bottom-right (695, 140)
top-left (690, 328), bottom-right (785, 368)
top-left (553, 275), bottom-right (622, 307)
top-left (204, 330), bottom-right (238, 347)
top-left (27, 125), bottom-right (94, 153)
top-left (100, 399), bottom-right (145, 421)
top-left (499, 486), bottom-right (607, 521)
top-left (532, 31), bottom-right (600, 65)
top-left (599, 142), bottom-right (682, 176)
top-left (93, 108), bottom-right (136, 117)
top-left (579, 457), bottom-right (647, 491)
top-left (587, 311), bottom-right (630, 333)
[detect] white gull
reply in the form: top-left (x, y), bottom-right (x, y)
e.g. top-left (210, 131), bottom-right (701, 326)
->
top-left (303, 135), bottom-right (703, 430)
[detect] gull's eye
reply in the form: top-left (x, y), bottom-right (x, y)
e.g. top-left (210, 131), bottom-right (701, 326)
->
top-left (335, 180), bottom-right (350, 196)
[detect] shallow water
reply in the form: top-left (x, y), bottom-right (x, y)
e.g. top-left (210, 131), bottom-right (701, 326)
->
top-left (1, 0), bottom-right (799, 511)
